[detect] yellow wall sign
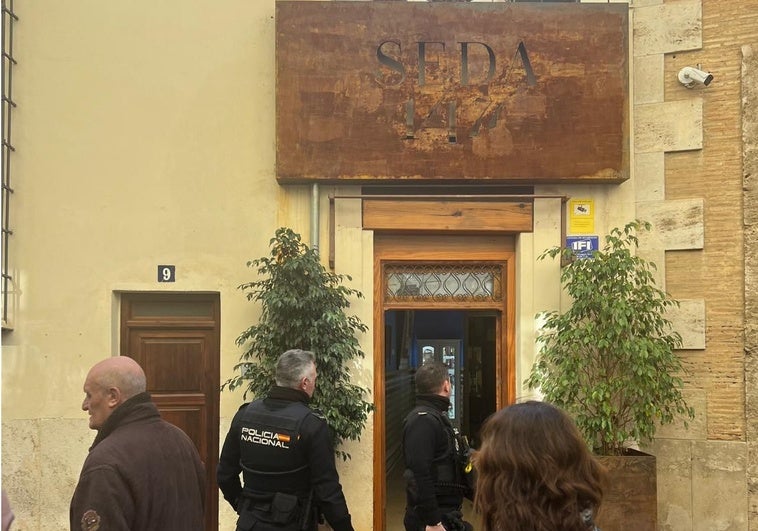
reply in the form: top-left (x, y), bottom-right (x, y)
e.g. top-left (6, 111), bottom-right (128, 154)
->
top-left (569, 199), bottom-right (595, 234)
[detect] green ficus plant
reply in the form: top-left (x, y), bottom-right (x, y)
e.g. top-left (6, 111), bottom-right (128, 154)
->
top-left (222, 227), bottom-right (373, 460)
top-left (526, 221), bottom-right (694, 455)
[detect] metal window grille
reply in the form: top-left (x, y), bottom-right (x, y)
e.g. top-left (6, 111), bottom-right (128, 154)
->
top-left (2, 0), bottom-right (17, 328)
top-left (385, 264), bottom-right (503, 303)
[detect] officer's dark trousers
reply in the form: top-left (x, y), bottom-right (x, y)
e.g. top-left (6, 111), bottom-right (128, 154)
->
top-left (235, 498), bottom-right (316, 531)
top-left (236, 511), bottom-right (316, 531)
top-left (403, 507), bottom-right (473, 531)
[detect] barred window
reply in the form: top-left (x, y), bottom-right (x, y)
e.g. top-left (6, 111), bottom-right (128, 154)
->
top-left (2, 0), bottom-right (18, 329)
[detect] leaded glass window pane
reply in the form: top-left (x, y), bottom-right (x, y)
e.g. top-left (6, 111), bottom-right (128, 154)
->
top-left (385, 264), bottom-right (502, 303)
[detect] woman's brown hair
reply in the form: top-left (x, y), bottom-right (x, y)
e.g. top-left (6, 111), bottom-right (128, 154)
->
top-left (474, 401), bottom-right (606, 531)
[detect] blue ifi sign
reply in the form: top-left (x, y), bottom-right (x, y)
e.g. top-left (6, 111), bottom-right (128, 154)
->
top-left (566, 236), bottom-right (599, 259)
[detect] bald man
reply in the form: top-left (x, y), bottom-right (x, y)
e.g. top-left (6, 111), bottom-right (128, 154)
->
top-left (70, 356), bottom-right (206, 531)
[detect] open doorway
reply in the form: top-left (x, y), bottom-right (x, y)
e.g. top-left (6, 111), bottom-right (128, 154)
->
top-left (383, 309), bottom-right (498, 530)
top-left (372, 232), bottom-right (516, 530)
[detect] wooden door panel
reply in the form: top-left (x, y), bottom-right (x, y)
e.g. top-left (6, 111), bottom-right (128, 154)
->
top-left (133, 332), bottom-right (208, 393)
top-left (129, 329), bottom-right (210, 455)
top-left (156, 402), bottom-right (207, 459)
top-left (121, 294), bottom-right (219, 531)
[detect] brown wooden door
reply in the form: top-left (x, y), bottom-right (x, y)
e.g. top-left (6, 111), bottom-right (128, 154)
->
top-left (121, 293), bottom-right (220, 531)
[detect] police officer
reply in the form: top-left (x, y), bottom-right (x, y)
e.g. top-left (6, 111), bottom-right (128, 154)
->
top-left (403, 361), bottom-right (472, 531)
top-left (217, 349), bottom-right (354, 531)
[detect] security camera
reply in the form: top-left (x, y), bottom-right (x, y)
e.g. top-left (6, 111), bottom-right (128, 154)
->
top-left (678, 66), bottom-right (713, 88)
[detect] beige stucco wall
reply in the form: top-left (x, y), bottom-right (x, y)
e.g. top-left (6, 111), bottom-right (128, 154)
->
top-left (0, 3), bottom-right (377, 529)
top-left (2, 0), bottom-right (756, 530)
top-left (0, 1), bottom-right (354, 529)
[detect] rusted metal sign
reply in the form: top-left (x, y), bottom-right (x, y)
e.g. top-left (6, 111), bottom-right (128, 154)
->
top-left (276, 1), bottom-right (628, 184)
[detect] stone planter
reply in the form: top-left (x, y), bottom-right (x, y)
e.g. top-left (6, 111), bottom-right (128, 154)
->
top-left (595, 449), bottom-right (657, 531)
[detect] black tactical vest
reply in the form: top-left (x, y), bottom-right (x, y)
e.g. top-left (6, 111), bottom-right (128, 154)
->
top-left (238, 399), bottom-right (313, 497)
top-left (403, 406), bottom-right (464, 493)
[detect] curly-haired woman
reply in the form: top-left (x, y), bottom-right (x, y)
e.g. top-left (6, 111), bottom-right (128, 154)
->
top-left (474, 401), bottom-right (606, 531)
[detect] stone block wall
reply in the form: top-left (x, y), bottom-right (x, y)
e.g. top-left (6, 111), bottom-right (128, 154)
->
top-left (743, 39), bottom-right (758, 531)
top-left (634, 0), bottom-right (758, 529)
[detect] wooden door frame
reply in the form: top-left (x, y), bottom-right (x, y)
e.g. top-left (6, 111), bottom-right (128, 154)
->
top-left (372, 234), bottom-right (516, 531)
top-left (120, 291), bottom-right (220, 531)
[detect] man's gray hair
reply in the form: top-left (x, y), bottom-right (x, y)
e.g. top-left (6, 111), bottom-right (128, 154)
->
top-left (275, 349), bottom-right (316, 389)
top-left (118, 369), bottom-right (147, 399)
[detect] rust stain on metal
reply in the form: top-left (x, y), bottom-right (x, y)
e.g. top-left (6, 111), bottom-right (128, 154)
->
top-left (276, 1), bottom-right (629, 184)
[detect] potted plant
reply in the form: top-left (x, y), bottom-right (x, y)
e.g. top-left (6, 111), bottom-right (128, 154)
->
top-left (526, 221), bottom-right (694, 530)
top-left (222, 227), bottom-right (373, 460)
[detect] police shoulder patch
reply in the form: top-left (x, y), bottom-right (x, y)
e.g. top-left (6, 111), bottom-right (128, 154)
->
top-left (81, 509), bottom-right (101, 531)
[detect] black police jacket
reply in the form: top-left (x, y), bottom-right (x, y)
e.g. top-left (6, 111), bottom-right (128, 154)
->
top-left (403, 394), bottom-right (464, 526)
top-left (217, 386), bottom-right (353, 531)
